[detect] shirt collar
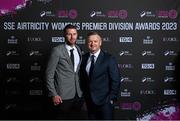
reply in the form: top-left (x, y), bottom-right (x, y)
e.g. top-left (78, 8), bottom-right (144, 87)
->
top-left (90, 49), bottom-right (101, 58)
top-left (65, 43), bottom-right (75, 51)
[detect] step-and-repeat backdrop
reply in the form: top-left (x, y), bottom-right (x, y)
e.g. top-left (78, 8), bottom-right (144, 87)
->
top-left (0, 0), bottom-right (180, 120)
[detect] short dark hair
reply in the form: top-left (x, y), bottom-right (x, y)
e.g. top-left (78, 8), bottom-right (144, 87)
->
top-left (63, 24), bottom-right (77, 35)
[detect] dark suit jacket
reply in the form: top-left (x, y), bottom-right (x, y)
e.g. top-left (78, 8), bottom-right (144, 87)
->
top-left (80, 50), bottom-right (120, 105)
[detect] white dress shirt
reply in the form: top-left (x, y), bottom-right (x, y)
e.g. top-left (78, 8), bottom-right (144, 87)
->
top-left (86, 49), bottom-right (101, 75)
top-left (65, 44), bottom-right (80, 72)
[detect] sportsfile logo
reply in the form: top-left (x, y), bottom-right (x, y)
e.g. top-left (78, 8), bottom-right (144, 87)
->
top-left (29, 77), bottom-right (42, 83)
top-left (164, 50), bottom-right (177, 56)
top-left (140, 11), bottom-right (155, 18)
top-left (121, 77), bottom-right (133, 82)
top-left (119, 37), bottom-right (132, 43)
top-left (164, 77), bottom-right (175, 82)
top-left (5, 104), bottom-right (17, 110)
top-left (6, 77), bottom-right (20, 83)
top-left (141, 77), bottom-right (154, 82)
top-left (6, 50), bottom-right (19, 56)
top-left (141, 63), bottom-right (155, 69)
top-left (142, 51), bottom-right (155, 56)
top-left (119, 51), bottom-right (132, 56)
top-left (29, 50), bottom-right (42, 56)
top-left (40, 11), bottom-right (55, 17)
top-left (90, 11), bottom-right (105, 18)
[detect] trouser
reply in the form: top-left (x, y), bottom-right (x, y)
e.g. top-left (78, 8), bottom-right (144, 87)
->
top-left (85, 98), bottom-right (113, 120)
top-left (51, 95), bottom-right (84, 119)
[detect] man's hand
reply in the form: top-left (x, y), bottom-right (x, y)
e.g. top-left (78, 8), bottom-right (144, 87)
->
top-left (52, 95), bottom-right (63, 106)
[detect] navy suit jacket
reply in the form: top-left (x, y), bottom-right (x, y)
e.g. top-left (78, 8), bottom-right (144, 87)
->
top-left (80, 50), bottom-right (120, 105)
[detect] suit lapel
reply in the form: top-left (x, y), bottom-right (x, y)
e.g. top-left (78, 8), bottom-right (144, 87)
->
top-left (93, 50), bottom-right (104, 73)
top-left (62, 44), bottom-right (74, 69)
top-left (75, 45), bottom-right (82, 71)
top-left (84, 53), bottom-right (90, 77)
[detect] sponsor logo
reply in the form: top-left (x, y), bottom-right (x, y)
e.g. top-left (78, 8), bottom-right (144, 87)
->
top-left (6, 50), bottom-right (19, 56)
top-left (121, 89), bottom-right (131, 97)
top-left (7, 36), bottom-right (18, 44)
top-left (157, 9), bottom-right (177, 19)
top-left (119, 37), bottom-right (132, 43)
top-left (163, 37), bottom-right (178, 42)
top-left (57, 9), bottom-right (78, 19)
top-left (6, 77), bottom-right (20, 83)
top-left (29, 90), bottom-right (43, 95)
top-left (29, 50), bottom-right (42, 56)
top-left (76, 36), bottom-right (86, 44)
top-left (5, 104), bottom-right (17, 110)
top-left (140, 11), bottom-right (155, 18)
top-left (164, 89), bottom-right (176, 95)
top-left (107, 10), bottom-right (128, 19)
top-left (40, 10), bottom-right (55, 17)
top-left (31, 62), bottom-right (41, 71)
top-left (141, 77), bottom-right (155, 82)
top-left (52, 37), bottom-right (65, 43)
top-left (143, 36), bottom-right (153, 44)
top-left (142, 51), bottom-right (155, 56)
top-left (119, 51), bottom-right (132, 56)
top-left (164, 50), bottom-right (177, 56)
top-left (164, 77), bottom-right (175, 82)
top-left (121, 77), bottom-right (133, 82)
top-left (118, 64), bottom-right (133, 69)
top-left (27, 37), bottom-right (42, 42)
top-left (90, 11), bottom-right (106, 17)
top-left (5, 90), bottom-right (22, 96)
top-left (141, 63), bottom-right (155, 69)
top-left (140, 10), bottom-right (177, 19)
top-left (102, 37), bottom-right (111, 42)
top-left (7, 64), bottom-right (20, 69)
top-left (165, 63), bottom-right (175, 71)
top-left (119, 101), bottom-right (141, 111)
top-left (29, 77), bottom-right (42, 83)
top-left (140, 90), bottom-right (155, 95)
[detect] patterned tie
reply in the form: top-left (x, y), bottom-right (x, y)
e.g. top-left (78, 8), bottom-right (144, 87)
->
top-left (70, 49), bottom-right (74, 67)
top-left (89, 55), bottom-right (95, 79)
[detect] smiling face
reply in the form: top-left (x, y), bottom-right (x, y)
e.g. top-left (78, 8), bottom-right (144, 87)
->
top-left (64, 28), bottom-right (78, 46)
top-left (87, 34), bottom-right (102, 54)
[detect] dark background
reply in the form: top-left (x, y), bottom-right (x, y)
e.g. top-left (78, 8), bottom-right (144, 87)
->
top-left (0, 0), bottom-right (180, 120)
